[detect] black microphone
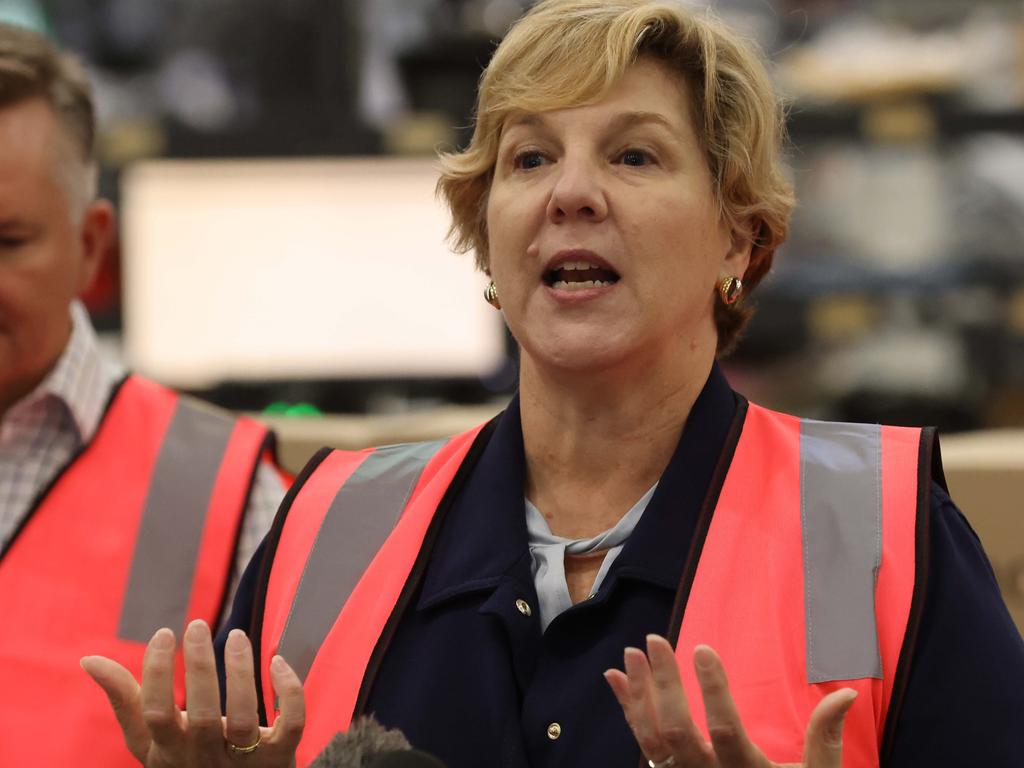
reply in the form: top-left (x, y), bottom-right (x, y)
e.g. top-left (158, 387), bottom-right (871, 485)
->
top-left (308, 716), bottom-right (447, 768)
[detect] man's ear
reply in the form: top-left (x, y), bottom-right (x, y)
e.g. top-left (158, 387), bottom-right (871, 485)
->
top-left (76, 198), bottom-right (116, 294)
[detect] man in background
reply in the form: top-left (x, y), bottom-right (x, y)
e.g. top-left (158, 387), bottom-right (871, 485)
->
top-left (0, 22), bottom-right (285, 766)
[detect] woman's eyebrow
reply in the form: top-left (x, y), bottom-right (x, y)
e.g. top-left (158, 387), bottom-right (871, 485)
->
top-left (506, 110), bottom-right (677, 133)
top-left (499, 110), bottom-right (684, 151)
top-left (503, 113), bottom-right (546, 134)
top-left (605, 110), bottom-right (680, 135)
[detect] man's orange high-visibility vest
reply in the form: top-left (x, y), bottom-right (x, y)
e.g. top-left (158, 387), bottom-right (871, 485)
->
top-left (0, 374), bottom-right (273, 767)
top-left (255, 401), bottom-right (934, 767)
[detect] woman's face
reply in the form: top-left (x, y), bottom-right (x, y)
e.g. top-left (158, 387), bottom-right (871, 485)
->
top-left (486, 58), bottom-right (750, 376)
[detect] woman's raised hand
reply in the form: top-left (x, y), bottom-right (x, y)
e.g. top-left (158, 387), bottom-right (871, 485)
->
top-left (605, 635), bottom-right (857, 768)
top-left (81, 619), bottom-right (305, 767)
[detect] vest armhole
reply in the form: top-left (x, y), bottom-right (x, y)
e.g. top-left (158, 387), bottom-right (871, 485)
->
top-left (879, 426), bottom-right (936, 764)
top-left (260, 428), bottom-right (282, 479)
top-left (251, 445), bottom-right (334, 727)
top-left (209, 427), bottom-right (276, 633)
top-left (928, 428), bottom-right (949, 495)
top-left (258, 428), bottom-right (296, 487)
top-left (0, 373), bottom-right (129, 564)
top-left (351, 416), bottom-right (500, 720)
top-left (665, 395), bottom-right (749, 644)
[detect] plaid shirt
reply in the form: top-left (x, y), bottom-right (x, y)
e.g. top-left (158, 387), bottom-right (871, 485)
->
top-left (0, 301), bottom-right (283, 624)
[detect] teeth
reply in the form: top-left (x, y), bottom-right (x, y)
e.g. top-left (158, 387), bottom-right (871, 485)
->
top-left (552, 280), bottom-right (614, 290)
top-left (559, 261), bottom-right (603, 271)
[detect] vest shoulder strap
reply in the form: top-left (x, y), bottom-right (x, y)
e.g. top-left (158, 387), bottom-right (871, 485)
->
top-left (274, 439), bottom-right (450, 683)
top-left (674, 403), bottom-right (924, 766)
top-left (255, 422), bottom-right (492, 763)
top-left (117, 377), bottom-right (273, 639)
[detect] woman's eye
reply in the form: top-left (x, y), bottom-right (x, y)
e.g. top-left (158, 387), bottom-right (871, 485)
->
top-left (619, 149), bottom-right (652, 167)
top-left (513, 151), bottom-right (547, 171)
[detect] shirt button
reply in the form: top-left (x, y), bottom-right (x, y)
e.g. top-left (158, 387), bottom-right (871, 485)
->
top-left (547, 722), bottom-right (561, 740)
top-left (515, 598), bottom-right (532, 617)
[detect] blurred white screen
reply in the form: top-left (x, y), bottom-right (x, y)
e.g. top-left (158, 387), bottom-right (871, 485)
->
top-left (121, 158), bottom-right (506, 388)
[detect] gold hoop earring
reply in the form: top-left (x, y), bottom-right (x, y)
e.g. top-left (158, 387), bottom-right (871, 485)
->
top-left (718, 276), bottom-right (742, 306)
top-left (484, 281), bottom-right (501, 310)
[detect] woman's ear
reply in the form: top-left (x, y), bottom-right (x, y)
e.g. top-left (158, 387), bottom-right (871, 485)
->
top-left (722, 216), bottom-right (754, 280)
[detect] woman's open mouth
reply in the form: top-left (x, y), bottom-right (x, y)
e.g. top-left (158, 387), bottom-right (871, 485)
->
top-left (543, 260), bottom-right (621, 291)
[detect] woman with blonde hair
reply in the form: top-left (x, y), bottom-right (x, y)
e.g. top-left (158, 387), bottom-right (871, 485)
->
top-left (84, 1), bottom-right (1023, 766)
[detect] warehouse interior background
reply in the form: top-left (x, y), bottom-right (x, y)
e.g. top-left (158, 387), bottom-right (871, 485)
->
top-left (6, 0), bottom-right (1024, 427)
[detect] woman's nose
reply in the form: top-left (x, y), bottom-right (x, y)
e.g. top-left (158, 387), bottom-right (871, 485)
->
top-left (546, 157), bottom-right (608, 223)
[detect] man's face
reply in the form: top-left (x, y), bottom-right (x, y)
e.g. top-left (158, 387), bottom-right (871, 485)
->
top-left (0, 98), bottom-right (106, 409)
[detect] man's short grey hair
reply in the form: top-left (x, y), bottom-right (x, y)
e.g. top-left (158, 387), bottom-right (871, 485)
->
top-left (0, 22), bottom-right (98, 215)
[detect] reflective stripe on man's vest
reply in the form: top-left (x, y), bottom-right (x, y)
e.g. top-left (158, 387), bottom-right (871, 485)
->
top-left (0, 374), bottom-right (271, 768)
top-left (257, 403), bottom-right (925, 767)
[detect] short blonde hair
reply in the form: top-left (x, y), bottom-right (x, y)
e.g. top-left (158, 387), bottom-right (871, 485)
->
top-left (437, 0), bottom-right (794, 353)
top-left (0, 22), bottom-right (98, 210)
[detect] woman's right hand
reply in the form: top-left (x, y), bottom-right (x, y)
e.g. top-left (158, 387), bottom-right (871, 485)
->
top-left (81, 619), bottom-right (305, 767)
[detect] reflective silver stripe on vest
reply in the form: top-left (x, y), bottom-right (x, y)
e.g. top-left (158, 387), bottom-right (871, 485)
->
top-left (800, 420), bottom-right (883, 683)
top-left (118, 399), bottom-right (236, 642)
top-left (277, 439), bottom-right (448, 683)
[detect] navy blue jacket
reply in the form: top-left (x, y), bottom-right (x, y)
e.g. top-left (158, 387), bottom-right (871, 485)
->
top-left (218, 366), bottom-right (1024, 767)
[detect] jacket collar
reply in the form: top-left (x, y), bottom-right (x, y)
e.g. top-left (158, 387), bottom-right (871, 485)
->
top-left (417, 393), bottom-right (531, 610)
top-left (416, 363), bottom-right (739, 610)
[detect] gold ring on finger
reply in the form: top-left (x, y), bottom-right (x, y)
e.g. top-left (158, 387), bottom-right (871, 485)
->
top-left (648, 757), bottom-right (676, 768)
top-left (227, 732), bottom-right (262, 755)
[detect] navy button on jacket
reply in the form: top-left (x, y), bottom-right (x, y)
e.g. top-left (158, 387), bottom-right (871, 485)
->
top-left (218, 365), bottom-right (1024, 767)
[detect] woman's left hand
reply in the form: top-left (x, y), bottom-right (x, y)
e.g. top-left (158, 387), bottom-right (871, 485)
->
top-left (604, 635), bottom-right (857, 768)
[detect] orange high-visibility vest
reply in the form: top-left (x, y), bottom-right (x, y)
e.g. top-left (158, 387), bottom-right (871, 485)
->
top-left (256, 402), bottom-right (930, 767)
top-left (0, 374), bottom-right (273, 767)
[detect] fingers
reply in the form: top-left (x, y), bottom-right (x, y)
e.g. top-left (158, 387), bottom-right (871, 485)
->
top-left (267, 654), bottom-right (305, 753)
top-left (224, 629), bottom-right (261, 750)
top-left (621, 646), bottom-right (667, 758)
top-left (802, 688), bottom-right (857, 768)
top-left (604, 638), bottom-right (711, 768)
top-left (611, 640), bottom-right (856, 768)
top-left (646, 636), bottom-right (711, 765)
top-left (140, 628), bottom-right (186, 748)
top-left (693, 645), bottom-right (761, 768)
top-left (603, 666), bottom-right (640, 741)
top-left (181, 619), bottom-right (226, 756)
top-left (603, 667), bottom-right (630, 706)
top-left (80, 655), bottom-right (151, 760)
